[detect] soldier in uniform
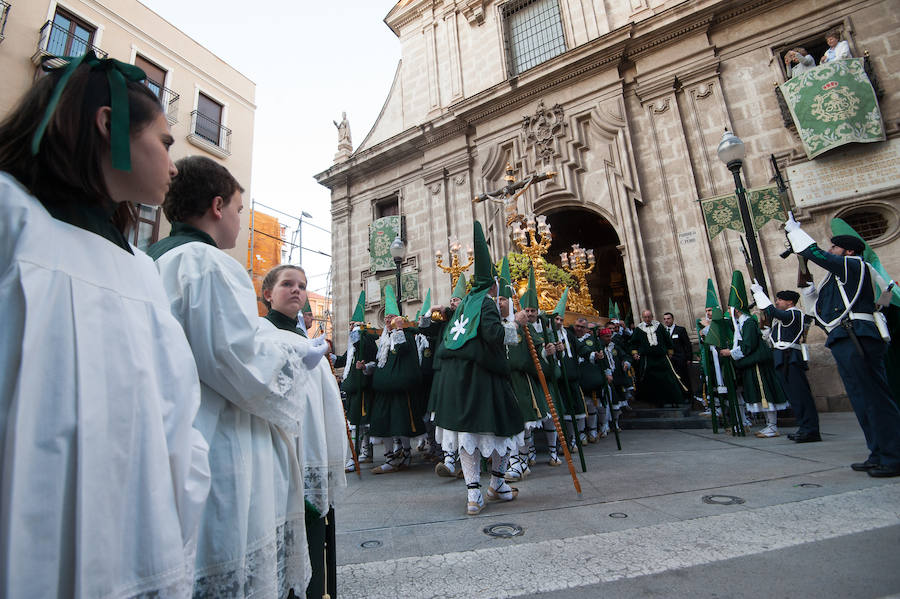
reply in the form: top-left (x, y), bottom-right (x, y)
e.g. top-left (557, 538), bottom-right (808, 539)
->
top-left (785, 217), bottom-right (900, 477)
top-left (751, 286), bottom-right (821, 442)
top-left (718, 272), bottom-right (788, 438)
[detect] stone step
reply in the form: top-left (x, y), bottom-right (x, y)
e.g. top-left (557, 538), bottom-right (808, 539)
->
top-left (618, 416), bottom-right (714, 430)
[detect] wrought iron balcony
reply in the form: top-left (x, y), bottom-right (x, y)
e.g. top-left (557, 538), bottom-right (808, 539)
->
top-left (189, 110), bottom-right (231, 156)
top-left (145, 78), bottom-right (180, 123)
top-left (33, 20), bottom-right (107, 66)
top-left (0, 1), bottom-right (11, 44)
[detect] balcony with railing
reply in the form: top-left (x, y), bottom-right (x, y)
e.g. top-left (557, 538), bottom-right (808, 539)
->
top-left (33, 20), bottom-right (107, 66)
top-left (145, 78), bottom-right (180, 123)
top-left (0, 1), bottom-right (11, 44)
top-left (188, 110), bottom-right (232, 157)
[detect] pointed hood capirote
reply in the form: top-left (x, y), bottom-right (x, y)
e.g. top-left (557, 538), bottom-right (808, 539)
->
top-left (442, 220), bottom-right (495, 351)
top-left (728, 271), bottom-right (748, 312)
top-left (471, 221), bottom-right (495, 293)
top-left (451, 273), bottom-right (468, 300)
top-left (498, 255), bottom-right (512, 299)
top-left (520, 264), bottom-right (539, 310)
top-left (350, 290), bottom-right (366, 322)
top-left (553, 287), bottom-right (569, 318)
top-left (383, 284), bottom-right (400, 317)
top-left (417, 288), bottom-right (432, 320)
top-left (705, 278), bottom-right (720, 310)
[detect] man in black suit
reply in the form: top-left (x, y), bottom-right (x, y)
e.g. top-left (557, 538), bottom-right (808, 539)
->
top-left (663, 312), bottom-right (693, 403)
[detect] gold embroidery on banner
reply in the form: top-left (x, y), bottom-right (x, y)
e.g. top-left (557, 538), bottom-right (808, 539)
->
top-left (811, 85), bottom-right (860, 122)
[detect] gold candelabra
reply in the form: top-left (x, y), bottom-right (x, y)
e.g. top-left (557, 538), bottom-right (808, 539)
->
top-left (560, 244), bottom-right (598, 316)
top-left (434, 237), bottom-right (473, 290)
top-left (511, 213), bottom-right (560, 312)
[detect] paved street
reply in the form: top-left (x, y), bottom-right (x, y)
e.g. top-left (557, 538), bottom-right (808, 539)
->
top-left (334, 412), bottom-right (900, 598)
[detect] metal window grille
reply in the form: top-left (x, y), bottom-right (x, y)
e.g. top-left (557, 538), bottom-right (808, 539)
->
top-left (842, 210), bottom-right (889, 241)
top-left (190, 110), bottom-right (232, 154)
top-left (503, 0), bottom-right (566, 77)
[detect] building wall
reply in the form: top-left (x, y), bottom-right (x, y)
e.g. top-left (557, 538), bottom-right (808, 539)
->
top-left (317, 0), bottom-right (900, 410)
top-left (0, 0), bottom-right (255, 265)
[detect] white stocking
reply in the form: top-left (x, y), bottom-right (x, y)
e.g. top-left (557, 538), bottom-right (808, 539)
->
top-left (459, 448), bottom-right (481, 500)
top-left (766, 411), bottom-right (777, 427)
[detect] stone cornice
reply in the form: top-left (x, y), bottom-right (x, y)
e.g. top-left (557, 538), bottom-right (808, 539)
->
top-left (315, 0), bottom-right (794, 191)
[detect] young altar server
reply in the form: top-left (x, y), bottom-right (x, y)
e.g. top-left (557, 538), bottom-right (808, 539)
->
top-left (149, 155), bottom-right (320, 598)
top-left (258, 264), bottom-right (347, 599)
top-left (0, 52), bottom-right (210, 597)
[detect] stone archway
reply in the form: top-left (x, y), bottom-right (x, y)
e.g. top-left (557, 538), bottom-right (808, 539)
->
top-left (544, 207), bottom-right (630, 320)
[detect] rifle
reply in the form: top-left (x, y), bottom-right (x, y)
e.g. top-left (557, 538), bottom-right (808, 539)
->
top-left (772, 154), bottom-right (814, 287)
top-left (738, 237), bottom-right (768, 327)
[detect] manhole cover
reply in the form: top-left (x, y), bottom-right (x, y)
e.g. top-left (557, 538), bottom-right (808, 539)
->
top-left (483, 523), bottom-right (524, 538)
top-left (360, 540), bottom-right (382, 549)
top-left (608, 512), bottom-right (628, 518)
top-left (702, 494), bottom-right (745, 505)
top-left (795, 483), bottom-right (822, 488)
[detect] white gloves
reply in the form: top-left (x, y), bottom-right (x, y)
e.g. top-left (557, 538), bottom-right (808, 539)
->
top-left (302, 338), bottom-right (331, 368)
top-left (784, 212), bottom-right (801, 233)
top-left (750, 279), bottom-right (772, 310)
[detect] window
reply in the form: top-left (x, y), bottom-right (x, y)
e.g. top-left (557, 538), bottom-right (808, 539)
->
top-left (195, 93), bottom-right (222, 144)
top-left (131, 204), bottom-right (162, 251)
top-left (134, 55), bottom-right (166, 101)
top-left (48, 7), bottom-right (95, 57)
top-left (376, 197), bottom-right (399, 218)
top-left (502, 0), bottom-right (566, 77)
top-left (135, 54), bottom-right (179, 122)
top-left (841, 209), bottom-right (889, 242)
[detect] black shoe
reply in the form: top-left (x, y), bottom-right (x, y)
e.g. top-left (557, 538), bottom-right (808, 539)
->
top-left (787, 433), bottom-right (798, 440)
top-left (794, 432), bottom-right (822, 443)
top-left (867, 464), bottom-right (900, 478)
top-left (851, 460), bottom-right (879, 472)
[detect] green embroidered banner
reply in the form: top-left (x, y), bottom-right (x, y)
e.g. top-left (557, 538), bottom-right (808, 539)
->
top-left (701, 186), bottom-right (788, 240)
top-left (369, 216), bottom-right (401, 272)
top-left (748, 186), bottom-right (787, 230)
top-left (700, 192), bottom-right (743, 240)
top-left (779, 58), bottom-right (884, 159)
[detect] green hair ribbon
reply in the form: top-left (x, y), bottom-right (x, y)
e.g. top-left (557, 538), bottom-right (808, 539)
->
top-left (31, 51), bottom-right (147, 171)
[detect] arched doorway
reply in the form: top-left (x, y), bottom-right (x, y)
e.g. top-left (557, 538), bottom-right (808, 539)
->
top-left (544, 208), bottom-right (630, 321)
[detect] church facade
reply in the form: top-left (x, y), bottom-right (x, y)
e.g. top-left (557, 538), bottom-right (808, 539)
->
top-left (315, 0), bottom-right (900, 409)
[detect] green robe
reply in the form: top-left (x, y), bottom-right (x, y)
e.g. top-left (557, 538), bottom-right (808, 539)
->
top-left (629, 322), bottom-right (684, 406)
top-left (507, 323), bottom-right (550, 425)
top-left (430, 296), bottom-right (524, 437)
top-left (334, 328), bottom-right (378, 426)
top-left (731, 315), bottom-right (788, 409)
top-left (370, 328), bottom-right (425, 438)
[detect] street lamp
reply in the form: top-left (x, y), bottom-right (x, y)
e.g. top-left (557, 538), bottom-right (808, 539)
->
top-left (295, 210), bottom-right (312, 266)
top-left (716, 129), bottom-right (769, 295)
top-left (389, 235), bottom-right (407, 316)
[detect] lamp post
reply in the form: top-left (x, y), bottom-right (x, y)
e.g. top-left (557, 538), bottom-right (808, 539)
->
top-left (716, 130), bottom-right (769, 295)
top-left (389, 235), bottom-right (407, 316)
top-left (295, 210), bottom-right (312, 266)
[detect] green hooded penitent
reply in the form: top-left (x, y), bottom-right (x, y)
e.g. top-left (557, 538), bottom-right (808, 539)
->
top-left (520, 264), bottom-right (539, 310)
top-left (442, 221), bottom-right (493, 350)
top-left (727, 271), bottom-right (748, 312)
top-left (552, 287), bottom-right (569, 318)
top-left (498, 256), bottom-right (513, 299)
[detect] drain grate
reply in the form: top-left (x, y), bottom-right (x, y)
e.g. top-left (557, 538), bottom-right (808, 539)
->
top-left (608, 512), bottom-right (628, 518)
top-left (360, 540), bottom-right (382, 549)
top-left (483, 523), bottom-right (525, 538)
top-left (795, 483), bottom-right (822, 488)
top-left (702, 494), bottom-right (745, 505)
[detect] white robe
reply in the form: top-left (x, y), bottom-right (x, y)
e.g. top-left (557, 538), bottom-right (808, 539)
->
top-left (154, 240), bottom-right (312, 598)
top-left (257, 319), bottom-right (347, 516)
top-left (0, 172), bottom-right (210, 598)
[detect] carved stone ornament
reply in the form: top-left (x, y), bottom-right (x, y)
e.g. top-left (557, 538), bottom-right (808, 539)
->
top-left (522, 100), bottom-right (567, 163)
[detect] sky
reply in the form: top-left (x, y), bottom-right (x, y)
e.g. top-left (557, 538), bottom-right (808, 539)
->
top-left (140, 0), bottom-right (401, 294)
